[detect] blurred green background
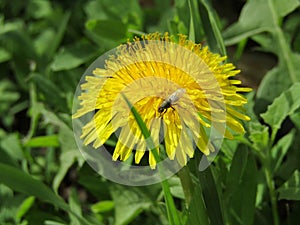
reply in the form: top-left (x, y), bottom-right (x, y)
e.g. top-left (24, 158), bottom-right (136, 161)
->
top-left (1, 0), bottom-right (300, 224)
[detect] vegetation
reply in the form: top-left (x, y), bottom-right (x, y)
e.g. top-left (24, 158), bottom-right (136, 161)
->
top-left (0, 0), bottom-right (300, 224)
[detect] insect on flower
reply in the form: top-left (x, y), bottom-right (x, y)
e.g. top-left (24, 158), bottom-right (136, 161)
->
top-left (158, 88), bottom-right (186, 116)
top-left (73, 33), bottom-right (252, 169)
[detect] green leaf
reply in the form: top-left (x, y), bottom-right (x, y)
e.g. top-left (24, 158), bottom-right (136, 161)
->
top-left (78, 164), bottom-right (111, 200)
top-left (173, 0), bottom-right (192, 36)
top-left (0, 163), bottom-right (68, 210)
top-left (44, 221), bottom-right (67, 225)
top-left (51, 40), bottom-right (97, 71)
top-left (187, 0), bottom-right (204, 42)
top-left (85, 0), bottom-right (142, 26)
top-left (186, 184), bottom-right (209, 225)
top-left (0, 163), bottom-right (92, 225)
top-left (84, 0), bottom-right (108, 20)
top-left (220, 138), bottom-right (239, 160)
top-left (68, 188), bottom-right (82, 225)
top-left (256, 66), bottom-right (292, 113)
top-left (34, 29), bottom-right (56, 56)
top-left (91, 201), bottom-right (115, 213)
top-left (16, 196), bottom-right (35, 222)
top-left (277, 170), bottom-right (300, 200)
top-left (110, 185), bottom-right (152, 225)
top-left (30, 73), bottom-right (67, 111)
top-left (53, 153), bottom-right (75, 194)
top-left (223, 0), bottom-right (300, 44)
top-left (85, 19), bottom-right (127, 41)
top-left (276, 136), bottom-right (300, 181)
top-left (187, 0), bottom-right (196, 41)
top-left (0, 23), bottom-right (36, 60)
top-left (0, 133), bottom-right (24, 161)
top-left (290, 110), bottom-right (300, 130)
top-left (275, 0), bottom-right (300, 17)
top-left (47, 11), bottom-right (71, 59)
top-left (39, 109), bottom-right (84, 193)
top-left (224, 145), bottom-right (257, 225)
top-left (27, 0), bottom-right (52, 19)
top-left (168, 176), bottom-right (185, 200)
top-left (223, 0), bottom-right (299, 85)
top-left (271, 130), bottom-right (295, 174)
top-left (0, 184), bottom-right (24, 224)
top-left (249, 122), bottom-right (269, 151)
top-left (260, 82), bottom-right (300, 130)
top-left (0, 80), bottom-right (20, 115)
top-left (198, 0), bottom-right (226, 55)
top-left (84, 0), bottom-right (141, 48)
top-left (26, 84), bottom-right (43, 139)
top-left (197, 165), bottom-right (224, 225)
top-left (0, 48), bottom-right (11, 62)
top-left (0, 145), bottom-right (19, 167)
top-left (24, 135), bottom-right (59, 148)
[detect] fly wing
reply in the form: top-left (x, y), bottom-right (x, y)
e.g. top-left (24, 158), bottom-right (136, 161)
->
top-left (168, 88), bottom-right (186, 103)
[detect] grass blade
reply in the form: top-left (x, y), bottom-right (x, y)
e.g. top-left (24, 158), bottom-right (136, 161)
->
top-left (121, 93), bottom-right (180, 225)
top-left (186, 183), bottom-right (210, 225)
top-left (187, 0), bottom-right (196, 41)
top-left (197, 164), bottom-right (225, 225)
top-left (198, 0), bottom-right (226, 55)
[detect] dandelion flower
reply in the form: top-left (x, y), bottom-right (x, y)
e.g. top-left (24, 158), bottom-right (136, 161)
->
top-left (73, 33), bottom-right (251, 169)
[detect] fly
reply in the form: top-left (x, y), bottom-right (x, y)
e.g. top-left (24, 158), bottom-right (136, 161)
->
top-left (158, 88), bottom-right (186, 116)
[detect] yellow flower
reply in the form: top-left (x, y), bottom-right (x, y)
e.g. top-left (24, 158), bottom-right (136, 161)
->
top-left (73, 33), bottom-right (251, 169)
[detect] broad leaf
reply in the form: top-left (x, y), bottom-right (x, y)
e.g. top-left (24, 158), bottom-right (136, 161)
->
top-left (256, 54), bottom-right (300, 111)
top-left (277, 170), bottom-right (300, 200)
top-left (290, 108), bottom-right (300, 130)
top-left (0, 48), bottom-right (11, 62)
top-left (224, 145), bottom-right (257, 225)
top-left (110, 185), bottom-right (152, 225)
top-left (0, 133), bottom-right (24, 162)
top-left (223, 0), bottom-right (300, 45)
top-left (168, 176), bottom-right (185, 200)
top-left (249, 122), bottom-right (269, 151)
top-left (271, 130), bottom-right (295, 174)
top-left (186, 183), bottom-right (210, 225)
top-left (0, 163), bottom-right (92, 225)
top-left (198, 165), bottom-right (224, 225)
top-left (224, 0), bottom-right (300, 107)
top-left (255, 66), bottom-right (292, 113)
top-left (0, 163), bottom-right (68, 210)
top-left (51, 40), bottom-right (97, 71)
top-left (30, 73), bottom-right (67, 112)
top-left (261, 83), bottom-right (300, 130)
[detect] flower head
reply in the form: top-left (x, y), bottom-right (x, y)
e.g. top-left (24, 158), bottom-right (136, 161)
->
top-left (73, 33), bottom-right (251, 169)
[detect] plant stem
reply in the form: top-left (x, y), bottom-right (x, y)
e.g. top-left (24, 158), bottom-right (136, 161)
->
top-left (267, 0), bottom-right (298, 83)
top-left (264, 164), bottom-right (280, 225)
top-left (161, 178), bottom-right (181, 225)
